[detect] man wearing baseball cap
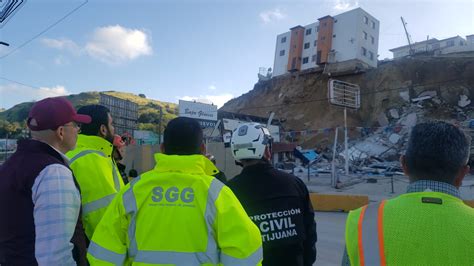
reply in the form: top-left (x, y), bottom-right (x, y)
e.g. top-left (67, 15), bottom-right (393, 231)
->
top-left (0, 97), bottom-right (91, 265)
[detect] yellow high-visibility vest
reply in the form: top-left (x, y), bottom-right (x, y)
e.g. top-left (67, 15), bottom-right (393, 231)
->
top-left (88, 153), bottom-right (262, 265)
top-left (67, 134), bottom-right (124, 239)
top-left (346, 191), bottom-right (474, 266)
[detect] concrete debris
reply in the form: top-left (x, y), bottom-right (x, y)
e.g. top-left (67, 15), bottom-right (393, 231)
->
top-left (389, 109), bottom-right (400, 119)
top-left (401, 113), bottom-right (417, 128)
top-left (458, 95), bottom-right (471, 108)
top-left (399, 91), bottom-right (410, 102)
top-left (432, 97), bottom-right (442, 105)
top-left (389, 133), bottom-right (401, 144)
top-left (418, 90), bottom-right (437, 98)
top-left (377, 112), bottom-right (389, 127)
top-left (411, 95), bottom-right (432, 103)
top-left (287, 87), bottom-right (474, 184)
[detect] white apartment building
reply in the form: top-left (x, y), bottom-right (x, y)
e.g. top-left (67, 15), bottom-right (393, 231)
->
top-left (390, 35), bottom-right (474, 58)
top-left (273, 8), bottom-right (380, 77)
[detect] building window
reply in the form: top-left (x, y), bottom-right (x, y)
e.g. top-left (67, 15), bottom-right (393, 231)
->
top-left (306, 28), bottom-right (312, 35)
top-left (281, 37), bottom-right (286, 43)
top-left (371, 36), bottom-right (375, 44)
top-left (460, 41), bottom-right (464, 46)
top-left (431, 43), bottom-right (440, 49)
top-left (446, 40), bottom-right (454, 47)
top-left (316, 26), bottom-right (320, 32)
top-left (363, 31), bottom-right (368, 40)
top-left (364, 16), bottom-right (368, 24)
top-left (333, 34), bottom-right (336, 38)
top-left (371, 21), bottom-right (376, 29)
top-left (369, 51), bottom-right (374, 60)
top-left (335, 19), bottom-right (338, 23)
top-left (323, 22), bottom-right (327, 26)
top-left (304, 42), bottom-right (310, 49)
top-left (321, 36), bottom-right (326, 41)
top-left (302, 57), bottom-right (309, 64)
top-left (361, 47), bottom-right (367, 56)
top-left (314, 40), bottom-right (317, 47)
top-left (279, 50), bottom-right (285, 56)
top-left (312, 54), bottom-right (317, 62)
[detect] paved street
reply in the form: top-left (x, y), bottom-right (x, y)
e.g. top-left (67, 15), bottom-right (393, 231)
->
top-left (314, 211), bottom-right (347, 265)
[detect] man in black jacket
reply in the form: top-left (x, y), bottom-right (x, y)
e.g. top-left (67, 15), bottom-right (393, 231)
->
top-left (227, 123), bottom-right (317, 266)
top-left (0, 97), bottom-right (90, 265)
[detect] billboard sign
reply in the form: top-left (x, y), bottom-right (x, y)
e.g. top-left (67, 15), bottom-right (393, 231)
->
top-left (179, 100), bottom-right (218, 128)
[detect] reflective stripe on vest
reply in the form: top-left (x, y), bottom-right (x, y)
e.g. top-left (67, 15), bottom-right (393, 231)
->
top-left (69, 150), bottom-right (106, 164)
top-left (358, 200), bottom-right (387, 266)
top-left (122, 178), bottom-right (258, 265)
top-left (83, 193), bottom-right (116, 215)
top-left (111, 161), bottom-right (122, 192)
top-left (88, 241), bottom-right (126, 265)
top-left (70, 149), bottom-right (122, 192)
top-left (221, 246), bottom-right (263, 265)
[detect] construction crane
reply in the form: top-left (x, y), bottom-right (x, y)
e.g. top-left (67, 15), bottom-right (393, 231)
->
top-left (400, 17), bottom-right (415, 56)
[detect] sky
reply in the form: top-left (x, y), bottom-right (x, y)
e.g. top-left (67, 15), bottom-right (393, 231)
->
top-left (0, 0), bottom-right (472, 110)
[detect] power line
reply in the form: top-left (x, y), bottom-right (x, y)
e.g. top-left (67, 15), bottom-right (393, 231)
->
top-left (0, 76), bottom-right (42, 90)
top-left (237, 77), bottom-right (466, 113)
top-left (0, 0), bottom-right (88, 60)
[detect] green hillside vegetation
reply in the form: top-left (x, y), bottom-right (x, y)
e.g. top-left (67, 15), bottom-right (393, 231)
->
top-left (0, 91), bottom-right (178, 138)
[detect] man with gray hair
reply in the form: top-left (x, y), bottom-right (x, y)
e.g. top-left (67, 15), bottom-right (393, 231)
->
top-left (343, 121), bottom-right (474, 265)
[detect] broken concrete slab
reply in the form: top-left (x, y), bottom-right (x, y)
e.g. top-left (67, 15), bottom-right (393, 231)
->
top-left (411, 95), bottom-right (432, 102)
top-left (399, 91), bottom-right (410, 102)
top-left (401, 113), bottom-right (417, 128)
top-left (377, 112), bottom-right (389, 127)
top-left (341, 141), bottom-right (391, 161)
top-left (432, 97), bottom-right (442, 105)
top-left (458, 95), bottom-right (471, 108)
top-left (389, 133), bottom-right (401, 144)
top-left (418, 90), bottom-right (437, 98)
top-left (389, 109), bottom-right (400, 119)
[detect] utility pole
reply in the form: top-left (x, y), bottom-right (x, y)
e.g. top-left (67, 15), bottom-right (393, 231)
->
top-left (400, 17), bottom-right (415, 56)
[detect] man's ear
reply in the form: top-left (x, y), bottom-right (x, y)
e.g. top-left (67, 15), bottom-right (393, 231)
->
top-left (400, 155), bottom-right (408, 176)
top-left (99, 124), bottom-right (107, 138)
top-left (454, 164), bottom-right (469, 188)
top-left (200, 143), bottom-right (206, 155)
top-left (160, 143), bottom-right (165, 154)
top-left (56, 127), bottom-right (65, 141)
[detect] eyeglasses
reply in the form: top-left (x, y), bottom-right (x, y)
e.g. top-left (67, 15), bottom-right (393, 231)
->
top-left (62, 122), bottom-right (81, 132)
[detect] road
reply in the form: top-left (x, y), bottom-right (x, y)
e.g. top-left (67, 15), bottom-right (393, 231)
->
top-left (314, 211), bottom-right (347, 265)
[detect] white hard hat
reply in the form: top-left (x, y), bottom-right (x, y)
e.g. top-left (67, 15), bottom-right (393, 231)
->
top-left (231, 122), bottom-right (272, 161)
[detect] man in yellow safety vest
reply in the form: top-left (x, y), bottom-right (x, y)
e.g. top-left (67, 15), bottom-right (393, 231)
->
top-left (67, 105), bottom-right (124, 240)
top-left (343, 121), bottom-right (474, 265)
top-left (88, 117), bottom-right (263, 265)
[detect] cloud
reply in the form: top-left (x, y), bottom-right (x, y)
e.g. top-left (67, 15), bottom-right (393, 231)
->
top-left (259, 8), bottom-right (286, 24)
top-left (41, 25), bottom-right (152, 65)
top-left (179, 93), bottom-right (234, 108)
top-left (54, 55), bottom-right (69, 66)
top-left (208, 85), bottom-right (217, 91)
top-left (41, 38), bottom-right (81, 55)
top-left (0, 83), bottom-right (69, 106)
top-left (37, 85), bottom-right (69, 98)
top-left (85, 25), bottom-right (152, 65)
top-left (333, 0), bottom-right (359, 11)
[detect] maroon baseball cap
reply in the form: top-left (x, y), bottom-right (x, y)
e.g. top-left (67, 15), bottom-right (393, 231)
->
top-left (27, 97), bottom-right (92, 131)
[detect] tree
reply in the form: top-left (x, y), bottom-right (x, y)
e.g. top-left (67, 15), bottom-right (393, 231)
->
top-left (0, 120), bottom-right (23, 137)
